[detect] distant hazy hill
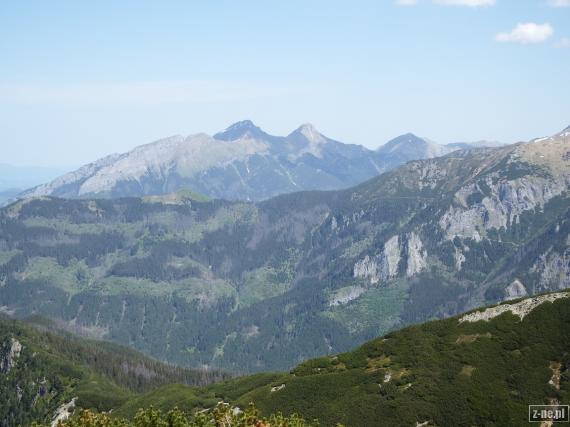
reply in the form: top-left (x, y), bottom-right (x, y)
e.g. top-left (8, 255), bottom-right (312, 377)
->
top-left (446, 140), bottom-right (506, 150)
top-left (0, 164), bottom-right (70, 206)
top-left (0, 189), bottom-right (21, 207)
top-left (4, 291), bottom-right (570, 426)
top-left (1, 125), bottom-right (568, 373)
top-left (20, 121), bottom-right (467, 202)
top-left (0, 163), bottom-right (71, 190)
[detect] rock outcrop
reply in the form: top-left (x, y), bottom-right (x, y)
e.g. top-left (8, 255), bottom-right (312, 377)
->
top-left (440, 176), bottom-right (566, 242)
top-left (354, 233), bottom-right (427, 284)
top-left (459, 292), bottom-right (569, 323)
top-left (504, 279), bottom-right (528, 300)
top-left (354, 236), bottom-right (401, 285)
top-left (51, 398), bottom-right (77, 427)
top-left (329, 286), bottom-right (366, 306)
top-left (532, 249), bottom-right (570, 291)
top-left (0, 338), bottom-right (22, 374)
top-left (405, 232), bottom-right (427, 276)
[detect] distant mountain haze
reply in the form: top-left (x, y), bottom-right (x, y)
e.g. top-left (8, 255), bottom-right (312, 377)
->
top-left (0, 163), bottom-right (71, 192)
top-left (0, 164), bottom-right (74, 206)
top-left (19, 121), bottom-right (503, 202)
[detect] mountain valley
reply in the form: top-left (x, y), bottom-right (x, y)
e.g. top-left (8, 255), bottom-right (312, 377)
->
top-left (1, 126), bottom-right (568, 373)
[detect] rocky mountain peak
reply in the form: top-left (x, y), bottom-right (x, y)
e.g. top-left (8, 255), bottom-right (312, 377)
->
top-left (288, 123), bottom-right (327, 145)
top-left (378, 133), bottom-right (427, 153)
top-left (298, 123), bottom-right (320, 139)
top-left (213, 120), bottom-right (268, 141)
top-left (377, 133), bottom-right (454, 160)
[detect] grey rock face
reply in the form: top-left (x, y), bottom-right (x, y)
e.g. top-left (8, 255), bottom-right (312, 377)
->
top-left (0, 338), bottom-right (22, 374)
top-left (440, 173), bottom-right (567, 242)
top-left (353, 233), bottom-right (427, 284)
top-left (354, 235), bottom-right (401, 285)
top-left (459, 292), bottom-right (569, 323)
top-left (532, 248), bottom-right (570, 291)
top-left (504, 279), bottom-right (528, 300)
top-left (51, 397), bottom-right (77, 427)
top-left (405, 232), bottom-right (427, 276)
top-left (454, 247), bottom-right (466, 271)
top-left (328, 286), bottom-right (367, 306)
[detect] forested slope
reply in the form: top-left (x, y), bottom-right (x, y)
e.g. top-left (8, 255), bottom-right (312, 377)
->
top-left (7, 291), bottom-right (569, 426)
top-left (0, 316), bottom-right (228, 427)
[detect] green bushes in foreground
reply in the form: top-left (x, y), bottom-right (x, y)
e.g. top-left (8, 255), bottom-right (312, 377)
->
top-left (37, 404), bottom-right (338, 427)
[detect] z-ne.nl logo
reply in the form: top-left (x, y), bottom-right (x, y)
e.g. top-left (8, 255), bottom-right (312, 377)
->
top-left (529, 405), bottom-right (570, 423)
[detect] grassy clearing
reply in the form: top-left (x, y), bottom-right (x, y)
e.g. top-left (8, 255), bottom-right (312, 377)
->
top-left (321, 281), bottom-right (408, 335)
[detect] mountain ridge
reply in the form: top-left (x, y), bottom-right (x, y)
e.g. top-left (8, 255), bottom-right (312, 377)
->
top-left (19, 121), bottom-right (483, 202)
top-left (3, 289), bottom-right (569, 426)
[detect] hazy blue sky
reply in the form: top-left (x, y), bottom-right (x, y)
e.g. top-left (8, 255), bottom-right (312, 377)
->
top-left (1, 0), bottom-right (569, 166)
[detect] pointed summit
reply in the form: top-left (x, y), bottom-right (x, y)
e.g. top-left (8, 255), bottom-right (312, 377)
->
top-left (379, 133), bottom-right (427, 153)
top-left (214, 120), bottom-right (268, 141)
top-left (289, 123), bottom-right (326, 144)
top-left (377, 133), bottom-right (452, 160)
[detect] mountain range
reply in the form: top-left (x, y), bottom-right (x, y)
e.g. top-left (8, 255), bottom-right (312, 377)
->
top-left (19, 121), bottom-right (501, 202)
top-left (0, 125), bottom-right (567, 373)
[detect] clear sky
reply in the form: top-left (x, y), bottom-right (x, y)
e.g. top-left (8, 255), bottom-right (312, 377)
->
top-left (0, 0), bottom-right (569, 166)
